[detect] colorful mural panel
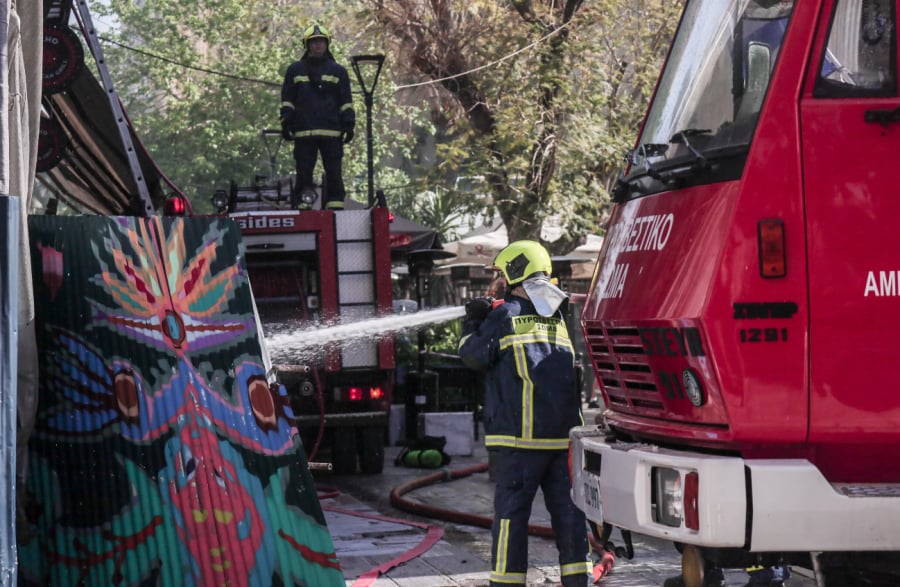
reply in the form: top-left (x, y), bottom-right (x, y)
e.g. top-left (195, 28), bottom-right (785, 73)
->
top-left (20, 215), bottom-right (343, 586)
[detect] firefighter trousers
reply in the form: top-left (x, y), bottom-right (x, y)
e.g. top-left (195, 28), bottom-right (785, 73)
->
top-left (489, 448), bottom-right (591, 587)
top-left (293, 137), bottom-right (346, 209)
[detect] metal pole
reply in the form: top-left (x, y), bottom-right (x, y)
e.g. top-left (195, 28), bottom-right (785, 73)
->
top-left (365, 94), bottom-right (375, 208)
top-left (416, 274), bottom-right (426, 372)
top-left (1, 196), bottom-right (19, 586)
top-left (0, 0), bottom-right (9, 194)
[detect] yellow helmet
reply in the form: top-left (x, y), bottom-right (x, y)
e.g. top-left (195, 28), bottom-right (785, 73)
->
top-left (493, 240), bottom-right (553, 286)
top-left (303, 23), bottom-right (331, 47)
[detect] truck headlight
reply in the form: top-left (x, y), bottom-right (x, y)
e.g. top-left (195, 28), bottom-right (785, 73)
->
top-left (652, 467), bottom-right (683, 527)
top-left (652, 467), bottom-right (700, 531)
top-left (301, 187), bottom-right (317, 205)
top-left (211, 189), bottom-right (229, 213)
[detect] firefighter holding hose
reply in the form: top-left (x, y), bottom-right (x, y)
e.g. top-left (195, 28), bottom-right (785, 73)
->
top-left (458, 240), bottom-right (592, 587)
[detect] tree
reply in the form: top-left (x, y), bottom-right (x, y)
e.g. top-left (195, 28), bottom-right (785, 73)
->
top-left (95, 0), bottom-right (680, 246)
top-left (362, 0), bottom-right (682, 250)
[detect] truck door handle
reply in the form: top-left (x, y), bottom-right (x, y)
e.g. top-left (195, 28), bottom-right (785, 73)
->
top-left (864, 106), bottom-right (900, 126)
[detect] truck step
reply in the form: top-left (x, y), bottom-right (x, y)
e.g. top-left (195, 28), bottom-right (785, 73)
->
top-left (833, 484), bottom-right (900, 497)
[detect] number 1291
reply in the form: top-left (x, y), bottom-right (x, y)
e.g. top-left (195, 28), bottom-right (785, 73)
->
top-left (739, 328), bottom-right (787, 343)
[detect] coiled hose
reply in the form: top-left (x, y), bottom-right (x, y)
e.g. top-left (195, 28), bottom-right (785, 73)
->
top-left (388, 461), bottom-right (605, 550)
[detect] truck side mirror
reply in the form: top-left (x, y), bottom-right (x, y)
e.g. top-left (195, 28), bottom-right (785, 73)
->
top-left (736, 42), bottom-right (772, 122)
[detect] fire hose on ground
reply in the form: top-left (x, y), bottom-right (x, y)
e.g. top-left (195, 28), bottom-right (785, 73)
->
top-left (320, 492), bottom-right (444, 587)
top-left (318, 460), bottom-right (621, 586)
top-left (387, 461), bottom-right (621, 581)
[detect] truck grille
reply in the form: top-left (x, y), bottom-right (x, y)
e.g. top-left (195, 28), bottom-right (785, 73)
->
top-left (584, 324), bottom-right (665, 412)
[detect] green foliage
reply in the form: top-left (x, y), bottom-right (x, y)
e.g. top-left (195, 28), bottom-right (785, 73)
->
top-left (423, 319), bottom-right (463, 355)
top-left (95, 0), bottom-right (681, 240)
top-left (393, 318), bottom-right (463, 379)
top-left (363, 0), bottom-right (682, 249)
top-left (95, 0), bottom-right (430, 210)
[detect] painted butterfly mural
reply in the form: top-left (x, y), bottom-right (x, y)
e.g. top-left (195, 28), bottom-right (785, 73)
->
top-left (21, 215), bottom-right (343, 586)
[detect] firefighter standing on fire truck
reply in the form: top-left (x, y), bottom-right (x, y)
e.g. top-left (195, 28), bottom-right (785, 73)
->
top-left (459, 240), bottom-right (592, 587)
top-left (280, 23), bottom-right (355, 210)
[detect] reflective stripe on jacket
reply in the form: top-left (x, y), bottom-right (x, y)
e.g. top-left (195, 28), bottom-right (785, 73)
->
top-left (458, 296), bottom-right (582, 450)
top-left (280, 55), bottom-right (355, 137)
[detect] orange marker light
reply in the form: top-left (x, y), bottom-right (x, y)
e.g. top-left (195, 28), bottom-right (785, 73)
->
top-left (758, 219), bottom-right (786, 278)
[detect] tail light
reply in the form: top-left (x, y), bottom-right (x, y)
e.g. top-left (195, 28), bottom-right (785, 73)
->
top-left (341, 386), bottom-right (384, 401)
top-left (164, 194), bottom-right (190, 216)
top-left (758, 219), bottom-right (785, 278)
top-left (684, 471), bottom-right (699, 531)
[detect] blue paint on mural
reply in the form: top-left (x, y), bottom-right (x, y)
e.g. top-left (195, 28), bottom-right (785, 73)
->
top-left (19, 216), bottom-right (343, 586)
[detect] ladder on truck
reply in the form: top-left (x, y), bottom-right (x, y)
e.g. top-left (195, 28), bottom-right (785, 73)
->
top-left (334, 210), bottom-right (383, 369)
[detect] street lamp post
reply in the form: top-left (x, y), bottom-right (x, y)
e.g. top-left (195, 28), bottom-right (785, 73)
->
top-left (350, 54), bottom-right (385, 208)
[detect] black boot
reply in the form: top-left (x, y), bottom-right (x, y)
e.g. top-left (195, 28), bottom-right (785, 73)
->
top-left (744, 564), bottom-right (790, 587)
top-left (663, 566), bottom-right (725, 587)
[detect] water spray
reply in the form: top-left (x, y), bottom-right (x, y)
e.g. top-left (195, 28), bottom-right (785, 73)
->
top-left (264, 306), bottom-right (466, 362)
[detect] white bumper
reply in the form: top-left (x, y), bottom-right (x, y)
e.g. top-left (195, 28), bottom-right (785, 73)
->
top-left (570, 427), bottom-right (900, 551)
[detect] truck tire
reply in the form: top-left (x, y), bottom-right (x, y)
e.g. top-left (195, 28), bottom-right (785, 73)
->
top-left (358, 426), bottom-right (385, 474)
top-left (331, 428), bottom-right (358, 475)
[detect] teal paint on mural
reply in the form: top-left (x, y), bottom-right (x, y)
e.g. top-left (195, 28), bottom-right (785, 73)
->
top-left (19, 215), bottom-right (344, 586)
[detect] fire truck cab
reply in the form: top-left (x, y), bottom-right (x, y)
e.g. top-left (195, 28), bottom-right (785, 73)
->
top-left (570, 1), bottom-right (900, 584)
top-left (220, 182), bottom-right (394, 474)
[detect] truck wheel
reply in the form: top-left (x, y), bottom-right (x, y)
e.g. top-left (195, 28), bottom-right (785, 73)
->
top-left (358, 426), bottom-right (385, 474)
top-left (331, 428), bottom-right (358, 475)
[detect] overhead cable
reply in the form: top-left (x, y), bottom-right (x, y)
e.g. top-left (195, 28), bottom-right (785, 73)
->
top-left (97, 21), bottom-right (570, 92)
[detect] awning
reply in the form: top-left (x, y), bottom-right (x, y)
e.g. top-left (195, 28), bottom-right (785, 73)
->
top-left (566, 234), bottom-right (604, 280)
top-left (439, 226), bottom-right (603, 280)
top-left (437, 225), bottom-right (508, 270)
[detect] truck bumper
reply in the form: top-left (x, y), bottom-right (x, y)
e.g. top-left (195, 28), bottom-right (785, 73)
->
top-left (570, 427), bottom-right (900, 552)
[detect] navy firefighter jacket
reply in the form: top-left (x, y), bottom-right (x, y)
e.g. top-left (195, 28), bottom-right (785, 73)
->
top-left (458, 295), bottom-right (582, 451)
top-left (280, 54), bottom-right (355, 139)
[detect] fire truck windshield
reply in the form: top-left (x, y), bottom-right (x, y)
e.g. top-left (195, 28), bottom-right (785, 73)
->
top-left (622, 0), bottom-right (795, 197)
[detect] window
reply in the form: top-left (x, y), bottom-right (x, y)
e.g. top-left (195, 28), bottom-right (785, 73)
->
top-left (816, 0), bottom-right (897, 97)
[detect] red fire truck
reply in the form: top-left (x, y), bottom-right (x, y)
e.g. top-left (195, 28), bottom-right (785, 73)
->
top-left (569, 1), bottom-right (900, 584)
top-left (217, 182), bottom-right (395, 474)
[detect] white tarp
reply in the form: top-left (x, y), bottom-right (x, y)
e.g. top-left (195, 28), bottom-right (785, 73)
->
top-left (2, 1), bottom-right (42, 583)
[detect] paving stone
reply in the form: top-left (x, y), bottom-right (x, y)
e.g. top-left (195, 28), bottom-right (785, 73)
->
top-left (326, 441), bottom-right (817, 587)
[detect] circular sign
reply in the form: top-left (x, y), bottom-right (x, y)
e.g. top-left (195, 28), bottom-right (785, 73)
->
top-left (37, 118), bottom-right (66, 172)
top-left (43, 25), bottom-right (84, 94)
top-left (682, 369), bottom-right (706, 407)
